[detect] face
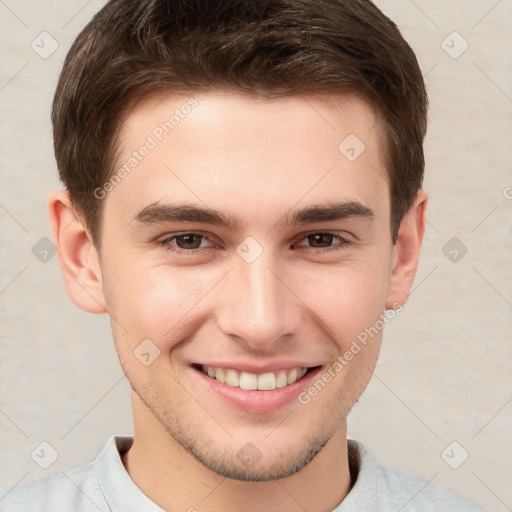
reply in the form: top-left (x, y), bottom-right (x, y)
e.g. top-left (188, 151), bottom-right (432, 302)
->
top-left (97, 92), bottom-right (397, 481)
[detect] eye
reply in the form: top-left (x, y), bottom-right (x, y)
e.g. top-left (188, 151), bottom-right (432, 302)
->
top-left (295, 232), bottom-right (351, 253)
top-left (158, 233), bottom-right (214, 253)
top-left (156, 231), bottom-right (351, 256)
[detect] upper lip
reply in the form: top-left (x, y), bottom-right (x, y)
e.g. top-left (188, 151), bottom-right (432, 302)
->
top-left (193, 361), bottom-right (321, 374)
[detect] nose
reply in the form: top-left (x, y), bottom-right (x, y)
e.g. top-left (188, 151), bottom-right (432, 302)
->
top-left (216, 249), bottom-right (302, 351)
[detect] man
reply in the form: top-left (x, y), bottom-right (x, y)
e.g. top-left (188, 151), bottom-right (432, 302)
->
top-left (0, 0), bottom-right (487, 510)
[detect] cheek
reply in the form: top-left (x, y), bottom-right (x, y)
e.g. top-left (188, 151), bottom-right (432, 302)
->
top-left (103, 262), bottom-right (222, 349)
top-left (103, 241), bottom-right (392, 362)
top-left (294, 256), bottom-right (390, 348)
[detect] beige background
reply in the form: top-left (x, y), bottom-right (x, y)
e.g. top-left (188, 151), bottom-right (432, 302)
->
top-left (0, 1), bottom-right (511, 510)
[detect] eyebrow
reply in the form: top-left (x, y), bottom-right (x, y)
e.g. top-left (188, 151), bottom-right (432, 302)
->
top-left (131, 200), bottom-right (374, 230)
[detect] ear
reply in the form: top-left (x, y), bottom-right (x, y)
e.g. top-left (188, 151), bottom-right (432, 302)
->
top-left (48, 189), bottom-right (107, 314)
top-left (385, 189), bottom-right (428, 309)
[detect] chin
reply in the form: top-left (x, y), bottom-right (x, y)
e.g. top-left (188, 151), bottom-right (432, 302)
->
top-left (183, 432), bottom-right (332, 482)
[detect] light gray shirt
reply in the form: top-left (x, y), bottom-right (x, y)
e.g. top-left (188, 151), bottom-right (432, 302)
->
top-left (0, 436), bottom-right (488, 511)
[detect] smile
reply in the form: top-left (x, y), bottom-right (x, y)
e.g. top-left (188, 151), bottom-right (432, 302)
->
top-left (191, 363), bottom-right (323, 413)
top-left (200, 365), bottom-right (308, 391)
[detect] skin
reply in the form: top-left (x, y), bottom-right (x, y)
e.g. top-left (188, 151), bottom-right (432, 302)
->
top-left (49, 92), bottom-right (427, 512)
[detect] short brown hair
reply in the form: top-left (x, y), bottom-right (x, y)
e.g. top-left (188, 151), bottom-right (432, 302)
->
top-left (52, 0), bottom-right (428, 246)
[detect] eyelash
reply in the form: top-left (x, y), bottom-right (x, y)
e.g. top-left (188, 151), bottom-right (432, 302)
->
top-left (157, 232), bottom-right (352, 255)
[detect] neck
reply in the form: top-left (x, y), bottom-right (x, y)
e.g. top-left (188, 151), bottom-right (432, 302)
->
top-left (123, 391), bottom-right (353, 512)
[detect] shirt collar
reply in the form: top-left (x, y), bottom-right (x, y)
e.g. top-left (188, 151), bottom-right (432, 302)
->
top-left (95, 435), bottom-right (164, 511)
top-left (94, 435), bottom-right (373, 512)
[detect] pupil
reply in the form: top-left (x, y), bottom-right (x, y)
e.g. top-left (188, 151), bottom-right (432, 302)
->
top-left (309, 233), bottom-right (333, 248)
top-left (178, 234), bottom-right (201, 249)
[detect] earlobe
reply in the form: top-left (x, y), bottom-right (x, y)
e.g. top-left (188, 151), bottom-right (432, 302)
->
top-left (385, 189), bottom-right (428, 309)
top-left (48, 189), bottom-right (107, 314)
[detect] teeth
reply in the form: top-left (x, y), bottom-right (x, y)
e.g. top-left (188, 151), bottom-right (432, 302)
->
top-left (225, 369), bottom-right (239, 387)
top-left (257, 372), bottom-right (276, 390)
top-left (215, 367), bottom-right (226, 383)
top-left (276, 371), bottom-right (288, 388)
top-left (201, 365), bottom-right (309, 390)
top-left (240, 371), bottom-right (258, 390)
top-left (287, 368), bottom-right (298, 385)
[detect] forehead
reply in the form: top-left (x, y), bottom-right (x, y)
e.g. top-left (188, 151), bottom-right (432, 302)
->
top-left (122, 91), bottom-right (383, 153)
top-left (106, 91), bottom-right (389, 226)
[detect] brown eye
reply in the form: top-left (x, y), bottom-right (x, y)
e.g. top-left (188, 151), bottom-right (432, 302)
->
top-left (174, 234), bottom-right (204, 249)
top-left (294, 232), bottom-right (351, 253)
top-left (306, 233), bottom-right (335, 248)
top-left (158, 232), bottom-right (215, 255)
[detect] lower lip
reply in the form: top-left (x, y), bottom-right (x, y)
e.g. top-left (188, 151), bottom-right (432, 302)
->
top-left (192, 366), bottom-right (323, 414)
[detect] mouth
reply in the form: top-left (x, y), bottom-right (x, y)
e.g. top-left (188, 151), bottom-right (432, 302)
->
top-left (192, 364), bottom-right (318, 391)
top-left (193, 364), bottom-right (317, 391)
top-left (190, 362), bottom-right (323, 413)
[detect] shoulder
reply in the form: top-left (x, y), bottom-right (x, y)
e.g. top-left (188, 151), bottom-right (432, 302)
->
top-left (341, 440), bottom-right (489, 512)
top-left (372, 462), bottom-right (487, 511)
top-left (0, 462), bottom-right (108, 512)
